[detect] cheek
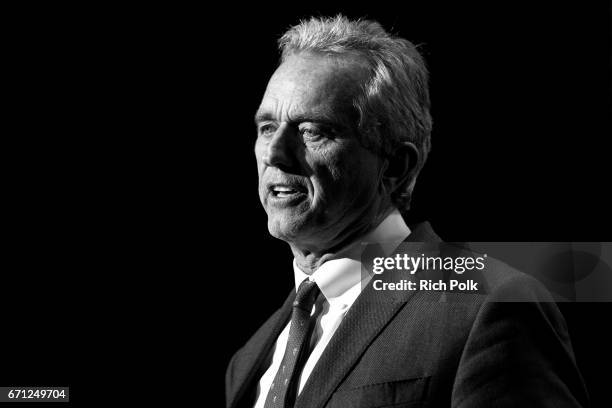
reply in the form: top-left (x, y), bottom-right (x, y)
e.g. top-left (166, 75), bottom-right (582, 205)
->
top-left (337, 151), bottom-right (382, 201)
top-left (254, 142), bottom-right (266, 176)
top-left (310, 145), bottom-right (376, 199)
top-left (307, 148), bottom-right (344, 195)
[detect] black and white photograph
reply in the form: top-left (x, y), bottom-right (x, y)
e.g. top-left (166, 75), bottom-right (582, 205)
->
top-left (2, 2), bottom-right (611, 407)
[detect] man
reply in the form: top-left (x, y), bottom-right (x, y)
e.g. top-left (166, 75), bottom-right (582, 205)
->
top-left (226, 15), bottom-right (588, 408)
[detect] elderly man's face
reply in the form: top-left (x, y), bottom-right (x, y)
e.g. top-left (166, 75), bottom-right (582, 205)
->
top-left (254, 53), bottom-right (386, 250)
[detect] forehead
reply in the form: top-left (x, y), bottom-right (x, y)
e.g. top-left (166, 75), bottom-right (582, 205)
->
top-left (257, 52), bottom-right (368, 123)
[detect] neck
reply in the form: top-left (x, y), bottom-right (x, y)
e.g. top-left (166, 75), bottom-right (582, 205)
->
top-left (289, 206), bottom-right (395, 274)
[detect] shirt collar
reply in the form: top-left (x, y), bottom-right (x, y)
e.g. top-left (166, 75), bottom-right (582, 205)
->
top-left (293, 209), bottom-right (411, 305)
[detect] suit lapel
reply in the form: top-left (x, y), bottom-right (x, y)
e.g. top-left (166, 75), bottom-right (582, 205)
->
top-left (294, 279), bottom-right (413, 408)
top-left (294, 221), bottom-right (441, 408)
top-left (228, 290), bottom-right (295, 408)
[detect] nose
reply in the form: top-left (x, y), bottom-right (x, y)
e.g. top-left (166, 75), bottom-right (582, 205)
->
top-left (263, 123), bottom-right (297, 171)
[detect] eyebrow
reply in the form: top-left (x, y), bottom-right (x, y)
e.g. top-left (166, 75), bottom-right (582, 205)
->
top-left (254, 111), bottom-right (274, 124)
top-left (254, 110), bottom-right (347, 128)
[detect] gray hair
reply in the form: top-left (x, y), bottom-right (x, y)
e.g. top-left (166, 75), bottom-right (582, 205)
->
top-left (278, 15), bottom-right (432, 210)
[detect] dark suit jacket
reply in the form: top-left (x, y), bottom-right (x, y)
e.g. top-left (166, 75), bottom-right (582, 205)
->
top-left (226, 222), bottom-right (589, 407)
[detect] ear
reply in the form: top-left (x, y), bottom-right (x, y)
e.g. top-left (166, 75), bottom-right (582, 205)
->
top-left (382, 141), bottom-right (420, 196)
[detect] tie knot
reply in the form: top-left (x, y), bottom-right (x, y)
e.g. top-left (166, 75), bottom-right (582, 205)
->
top-left (293, 279), bottom-right (320, 311)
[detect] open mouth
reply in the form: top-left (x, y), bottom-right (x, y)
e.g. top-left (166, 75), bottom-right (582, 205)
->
top-left (269, 184), bottom-right (306, 200)
top-left (271, 185), bottom-right (300, 197)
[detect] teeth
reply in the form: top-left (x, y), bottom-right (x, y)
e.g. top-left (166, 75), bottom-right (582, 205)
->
top-left (272, 185), bottom-right (301, 198)
top-left (274, 186), bottom-right (295, 192)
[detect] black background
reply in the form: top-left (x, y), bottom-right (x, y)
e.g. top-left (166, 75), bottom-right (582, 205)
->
top-left (2, 1), bottom-right (610, 406)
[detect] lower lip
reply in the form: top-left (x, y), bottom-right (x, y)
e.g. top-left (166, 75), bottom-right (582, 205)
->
top-left (267, 191), bottom-right (307, 207)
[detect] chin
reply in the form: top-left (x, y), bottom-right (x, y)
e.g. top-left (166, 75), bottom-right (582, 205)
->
top-left (267, 217), bottom-right (298, 242)
top-left (266, 212), bottom-right (313, 244)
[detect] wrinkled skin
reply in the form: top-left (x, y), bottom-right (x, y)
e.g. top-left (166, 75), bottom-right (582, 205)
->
top-left (254, 52), bottom-right (396, 273)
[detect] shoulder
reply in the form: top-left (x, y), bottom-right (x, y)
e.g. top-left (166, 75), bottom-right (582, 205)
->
top-left (479, 255), bottom-right (555, 302)
top-left (450, 258), bottom-right (588, 406)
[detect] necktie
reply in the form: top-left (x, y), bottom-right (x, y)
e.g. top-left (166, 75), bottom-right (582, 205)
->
top-left (264, 279), bottom-right (321, 408)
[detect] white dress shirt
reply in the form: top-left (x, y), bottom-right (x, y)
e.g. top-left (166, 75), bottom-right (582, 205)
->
top-left (253, 209), bottom-right (411, 408)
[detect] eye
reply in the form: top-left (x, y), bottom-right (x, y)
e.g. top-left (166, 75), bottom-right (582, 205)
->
top-left (300, 127), bottom-right (320, 140)
top-left (257, 123), bottom-right (277, 138)
top-left (299, 124), bottom-right (329, 142)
